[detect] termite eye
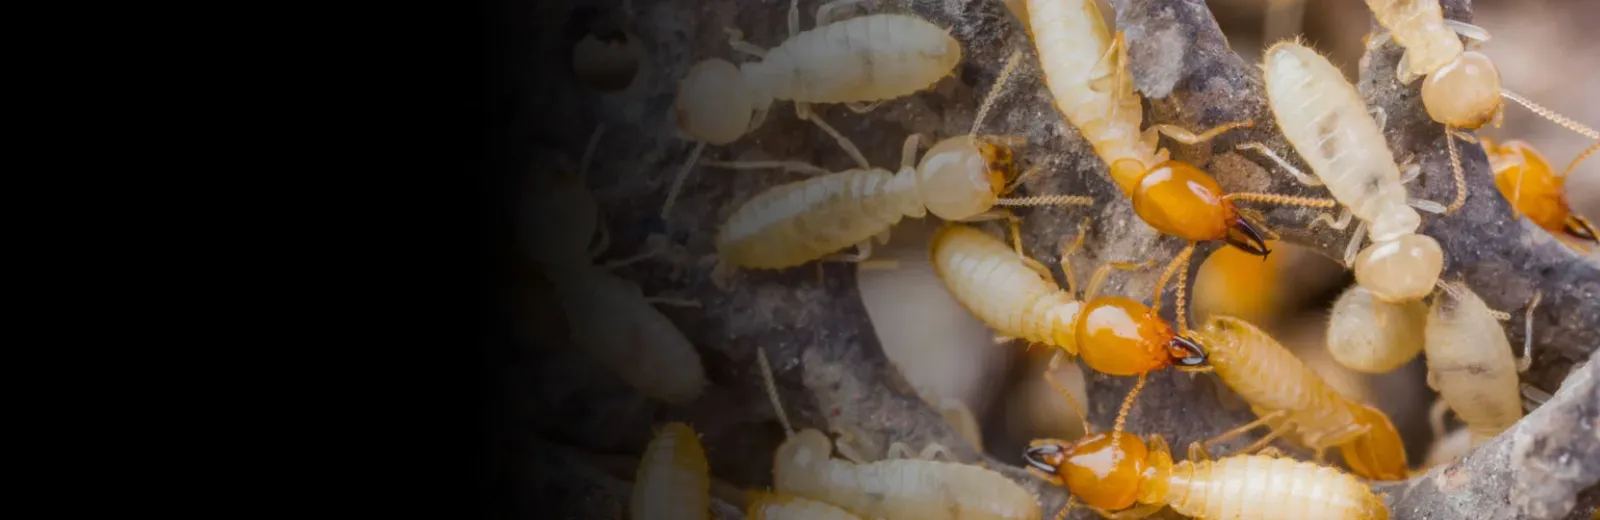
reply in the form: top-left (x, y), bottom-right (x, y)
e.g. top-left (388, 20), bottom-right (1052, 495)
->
top-left (1168, 335), bottom-right (1208, 366)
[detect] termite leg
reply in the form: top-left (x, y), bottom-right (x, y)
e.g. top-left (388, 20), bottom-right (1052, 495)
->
top-left (1046, 352), bottom-right (1090, 431)
top-left (1086, 31), bottom-right (1126, 95)
top-left (845, 101), bottom-right (883, 114)
top-left (722, 28), bottom-right (768, 59)
top-left (814, 0), bottom-right (868, 26)
top-left (795, 103), bottom-right (871, 169)
top-left (830, 425), bottom-right (872, 464)
top-left (1309, 422), bottom-right (1371, 460)
top-left (1186, 440), bottom-right (1211, 462)
top-left (755, 347), bottom-right (796, 436)
top-left (1310, 208), bottom-right (1354, 231)
top-left (1198, 410), bottom-right (1289, 457)
top-left (787, 0), bottom-right (799, 37)
top-left (1364, 30), bottom-right (1392, 51)
top-left (1428, 398), bottom-right (1451, 442)
top-left (1237, 142), bottom-right (1324, 186)
top-left (1399, 162), bottom-right (1422, 184)
top-left (1084, 258), bottom-right (1157, 301)
top-left (698, 159), bottom-right (834, 176)
top-left (898, 133), bottom-right (927, 171)
top-left (1343, 220), bottom-right (1369, 267)
top-left (1148, 120), bottom-right (1255, 145)
top-left (1409, 198), bottom-right (1448, 215)
top-left (1059, 218), bottom-right (1091, 297)
top-left (1518, 290), bottom-right (1542, 373)
top-left (1370, 106), bottom-right (1387, 133)
top-left (1396, 51), bottom-right (1420, 84)
top-left (1521, 383), bottom-right (1552, 412)
top-left (1236, 425), bottom-right (1287, 455)
top-left (660, 141), bottom-right (706, 219)
top-left (1443, 19), bottom-right (1492, 42)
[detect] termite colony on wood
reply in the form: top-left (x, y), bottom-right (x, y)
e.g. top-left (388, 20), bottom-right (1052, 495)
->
top-left (539, 0), bottom-right (1598, 518)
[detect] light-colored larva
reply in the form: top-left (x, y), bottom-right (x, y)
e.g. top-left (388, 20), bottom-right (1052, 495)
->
top-left (631, 422), bottom-right (710, 520)
top-left (1424, 282), bottom-right (1524, 446)
top-left (746, 493), bottom-right (861, 520)
top-left (1255, 41), bottom-right (1443, 303)
top-left (1326, 285), bottom-right (1427, 374)
top-left (755, 349), bottom-right (1042, 520)
top-left (1197, 315), bottom-right (1409, 481)
top-left (664, 2), bottom-right (963, 218)
top-left (1025, 432), bottom-right (1389, 520)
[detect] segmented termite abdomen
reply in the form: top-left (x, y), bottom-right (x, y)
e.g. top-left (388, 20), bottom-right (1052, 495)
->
top-left (1166, 456), bottom-right (1389, 520)
top-left (1362, 0), bottom-right (1463, 80)
top-left (750, 14), bottom-right (960, 104)
top-left (1024, 0), bottom-right (1158, 194)
top-left (631, 422), bottom-right (710, 520)
top-left (1424, 284), bottom-right (1522, 445)
top-left (717, 169), bottom-right (916, 269)
top-left (747, 494), bottom-right (862, 520)
top-left (931, 225), bottom-right (1081, 352)
top-left (1263, 42), bottom-right (1416, 240)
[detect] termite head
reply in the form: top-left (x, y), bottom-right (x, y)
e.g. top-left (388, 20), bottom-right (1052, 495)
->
top-left (1131, 161), bottom-right (1267, 256)
top-left (915, 136), bottom-right (1015, 220)
top-left (1354, 233), bottom-right (1444, 303)
top-left (675, 59), bottom-right (753, 145)
top-left (1421, 51), bottom-right (1502, 130)
top-left (1024, 433), bottom-right (1158, 511)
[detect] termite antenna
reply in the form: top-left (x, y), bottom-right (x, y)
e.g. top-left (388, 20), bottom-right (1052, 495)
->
top-left (1152, 243), bottom-right (1196, 321)
top-left (756, 346), bottom-right (795, 437)
top-left (971, 49), bottom-right (1025, 139)
top-left (580, 123), bottom-right (607, 178)
top-left (1111, 372), bottom-right (1148, 441)
top-left (660, 141), bottom-right (706, 220)
top-left (1222, 192), bottom-right (1339, 209)
top-left (1563, 140), bottom-right (1599, 179)
top-left (1519, 290), bottom-right (1542, 373)
top-left (995, 195), bottom-right (1095, 207)
top-left (1500, 89), bottom-right (1600, 140)
top-left (1444, 127), bottom-right (1467, 214)
top-left (1052, 496), bottom-right (1077, 520)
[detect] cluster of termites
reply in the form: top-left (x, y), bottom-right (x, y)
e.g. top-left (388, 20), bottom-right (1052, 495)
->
top-left (540, 0), bottom-right (1597, 518)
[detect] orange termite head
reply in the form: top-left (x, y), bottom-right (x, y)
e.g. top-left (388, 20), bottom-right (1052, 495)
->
top-left (915, 136), bottom-right (1017, 220)
top-left (1077, 297), bottom-right (1211, 375)
top-left (1130, 161), bottom-right (1269, 257)
top-left (1024, 433), bottom-right (1167, 511)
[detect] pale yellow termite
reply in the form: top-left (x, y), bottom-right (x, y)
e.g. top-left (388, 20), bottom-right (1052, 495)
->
top-left (1247, 41), bottom-right (1449, 304)
top-left (663, 0), bottom-right (964, 218)
top-left (706, 52), bottom-right (1093, 271)
top-left (1424, 282), bottom-right (1539, 447)
top-left (1325, 284), bottom-right (1427, 374)
top-left (1195, 315), bottom-right (1410, 481)
top-left (745, 493), bottom-right (862, 520)
top-left (631, 422), bottom-right (710, 520)
top-left (533, 128), bottom-right (707, 404)
top-left (755, 349), bottom-right (1043, 520)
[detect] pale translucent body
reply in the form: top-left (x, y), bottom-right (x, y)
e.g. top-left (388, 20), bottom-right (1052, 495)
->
top-left (1424, 285), bottom-right (1522, 446)
top-left (774, 430), bottom-right (1042, 520)
top-left (631, 423), bottom-right (710, 520)
top-left (1327, 285), bottom-right (1427, 373)
top-left (1024, 0), bottom-right (1159, 194)
top-left (747, 494), bottom-right (862, 520)
top-left (1263, 42), bottom-right (1417, 243)
top-left (1162, 455), bottom-right (1389, 520)
top-left (1363, 0), bottom-right (1462, 80)
top-left (1352, 234), bottom-right (1444, 302)
top-left (1200, 316), bottom-right (1363, 447)
top-left (929, 225), bottom-right (1081, 352)
top-left (551, 265), bottom-right (707, 404)
top-left (744, 14), bottom-right (961, 105)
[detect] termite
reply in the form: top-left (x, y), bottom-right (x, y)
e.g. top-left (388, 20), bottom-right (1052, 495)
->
top-left (1482, 136), bottom-right (1598, 250)
top-left (746, 492), bottom-right (862, 520)
top-left (1424, 282), bottom-right (1540, 447)
top-left (1023, 430), bottom-right (1390, 520)
top-left (533, 127), bottom-right (707, 404)
top-left (662, 0), bottom-right (965, 218)
top-left (705, 51), bottom-right (1094, 272)
top-left (1245, 41), bottom-right (1449, 304)
top-left (631, 422), bottom-right (710, 520)
top-left (929, 223), bottom-right (1210, 439)
top-left (755, 348), bottom-right (1043, 520)
top-left (1193, 314), bottom-right (1410, 481)
top-left (1325, 284), bottom-right (1427, 374)
top-left (1019, 0), bottom-right (1336, 320)
top-left (1361, 0), bottom-right (1599, 138)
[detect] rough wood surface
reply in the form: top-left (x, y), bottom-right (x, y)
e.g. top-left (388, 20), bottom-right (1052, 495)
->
top-left (514, 0), bottom-right (1600, 518)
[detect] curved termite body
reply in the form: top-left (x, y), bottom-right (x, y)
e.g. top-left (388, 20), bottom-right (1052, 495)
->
top-left (1260, 41), bottom-right (1443, 302)
top-left (716, 135), bottom-right (1015, 269)
top-left (1197, 315), bottom-right (1410, 481)
top-left (929, 224), bottom-right (1209, 375)
top-left (1024, 432), bottom-right (1389, 520)
top-left (1424, 283), bottom-right (1522, 446)
top-left (631, 422), bottom-right (710, 520)
top-left (1326, 285), bottom-right (1427, 373)
top-left (1484, 137), bottom-right (1598, 244)
top-left (772, 428), bottom-right (1042, 520)
top-left (675, 14), bottom-right (960, 145)
top-left (1023, 0), bottom-right (1276, 257)
top-left (746, 493), bottom-right (862, 520)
